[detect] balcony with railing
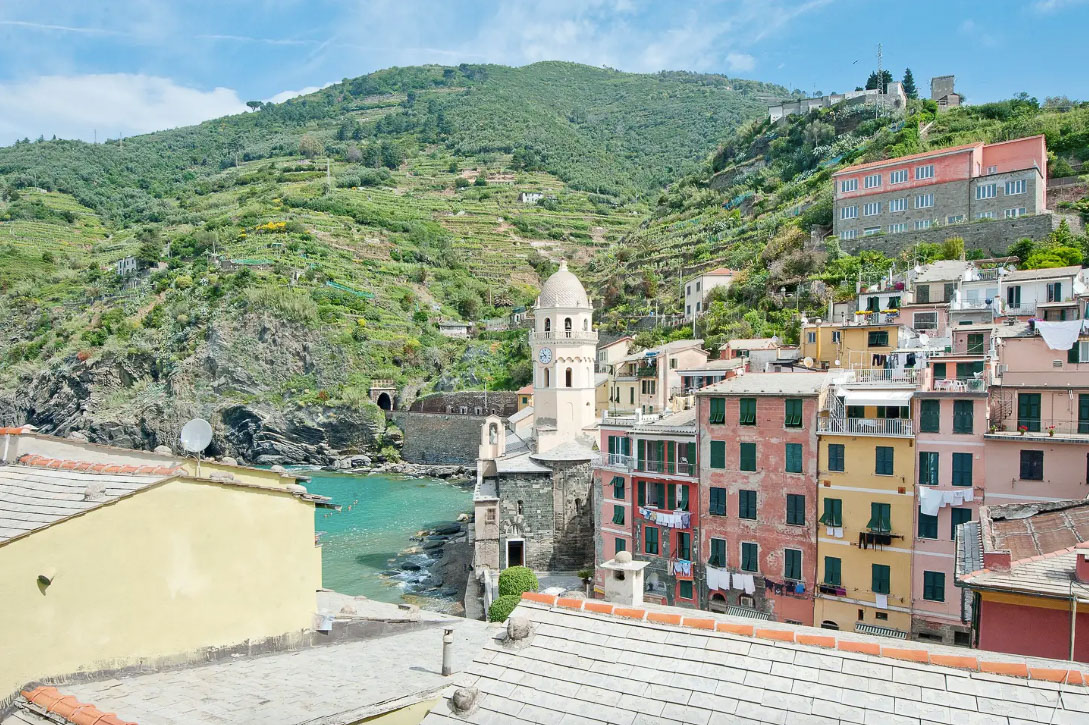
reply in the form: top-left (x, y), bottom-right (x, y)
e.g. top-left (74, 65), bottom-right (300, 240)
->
top-left (529, 329), bottom-right (599, 344)
top-left (602, 453), bottom-right (635, 469)
top-left (930, 378), bottom-right (987, 393)
top-left (834, 368), bottom-right (921, 386)
top-left (817, 416), bottom-right (914, 437)
top-left (1003, 302), bottom-right (1037, 316)
top-left (985, 418), bottom-right (1089, 440)
top-left (637, 459), bottom-right (696, 477)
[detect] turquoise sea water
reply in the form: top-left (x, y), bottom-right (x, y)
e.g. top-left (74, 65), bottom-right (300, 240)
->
top-left (304, 471), bottom-right (472, 603)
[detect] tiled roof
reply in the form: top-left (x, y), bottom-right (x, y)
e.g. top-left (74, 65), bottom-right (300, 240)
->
top-left (422, 593), bottom-right (1089, 724)
top-left (991, 500), bottom-right (1089, 561)
top-left (516, 384), bottom-right (533, 394)
top-left (1004, 265), bottom-right (1083, 282)
top-left (677, 358), bottom-right (746, 372)
top-left (633, 407), bottom-right (697, 433)
top-left (697, 372), bottom-right (827, 396)
top-left (6, 621), bottom-right (493, 725)
top-left (16, 454), bottom-right (184, 477)
top-left (834, 142), bottom-right (981, 175)
top-left (0, 464), bottom-right (169, 543)
top-left (727, 337), bottom-right (778, 350)
top-left (12, 687), bottom-right (135, 725)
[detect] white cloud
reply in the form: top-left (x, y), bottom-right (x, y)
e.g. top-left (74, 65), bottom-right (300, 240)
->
top-left (265, 83), bottom-right (332, 104)
top-left (726, 52), bottom-right (756, 73)
top-left (0, 74), bottom-right (248, 143)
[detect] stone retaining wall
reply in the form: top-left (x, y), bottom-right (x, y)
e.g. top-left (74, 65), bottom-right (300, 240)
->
top-left (841, 214), bottom-right (1056, 257)
top-left (392, 411), bottom-right (490, 465)
top-left (409, 391), bottom-right (518, 417)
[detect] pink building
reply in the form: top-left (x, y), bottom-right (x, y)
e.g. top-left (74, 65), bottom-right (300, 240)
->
top-left (697, 373), bottom-right (824, 625)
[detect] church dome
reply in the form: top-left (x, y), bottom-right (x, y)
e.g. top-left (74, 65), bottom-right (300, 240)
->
top-left (537, 261), bottom-right (590, 309)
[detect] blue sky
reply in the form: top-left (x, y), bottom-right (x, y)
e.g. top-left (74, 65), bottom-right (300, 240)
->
top-left (1, 0), bottom-right (1087, 144)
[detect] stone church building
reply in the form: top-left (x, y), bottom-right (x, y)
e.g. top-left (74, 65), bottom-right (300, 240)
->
top-left (472, 261), bottom-right (598, 574)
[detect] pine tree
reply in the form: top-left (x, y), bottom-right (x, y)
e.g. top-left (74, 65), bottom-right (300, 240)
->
top-left (902, 68), bottom-right (918, 99)
top-left (865, 70), bottom-right (893, 93)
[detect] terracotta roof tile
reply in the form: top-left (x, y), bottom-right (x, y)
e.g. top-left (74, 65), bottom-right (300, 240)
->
top-left (15, 453), bottom-right (183, 477)
top-left (19, 686), bottom-right (138, 725)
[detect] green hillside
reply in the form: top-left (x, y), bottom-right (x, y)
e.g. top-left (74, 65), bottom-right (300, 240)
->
top-left (0, 62), bottom-right (785, 459)
top-left (589, 95), bottom-right (1089, 347)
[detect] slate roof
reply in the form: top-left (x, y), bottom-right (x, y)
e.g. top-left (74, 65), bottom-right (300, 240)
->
top-left (0, 464), bottom-right (169, 543)
top-left (676, 358), bottom-right (746, 373)
top-left (5, 621), bottom-right (494, 725)
top-left (423, 594), bottom-right (1089, 725)
top-left (1005, 265), bottom-right (1083, 282)
top-left (632, 407), bottom-right (697, 434)
top-left (697, 372), bottom-right (827, 396)
top-left (915, 260), bottom-right (971, 283)
top-left (727, 337), bottom-right (779, 350)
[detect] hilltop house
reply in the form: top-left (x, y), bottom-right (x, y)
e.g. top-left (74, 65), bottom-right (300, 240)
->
top-left (683, 268), bottom-right (734, 322)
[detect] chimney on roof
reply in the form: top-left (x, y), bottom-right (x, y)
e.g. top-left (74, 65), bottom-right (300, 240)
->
top-left (600, 550), bottom-right (649, 607)
top-left (1076, 543), bottom-right (1089, 584)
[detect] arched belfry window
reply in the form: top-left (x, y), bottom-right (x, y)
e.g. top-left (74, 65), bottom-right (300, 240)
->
top-left (564, 318), bottom-right (572, 335)
top-left (544, 368), bottom-right (550, 388)
top-left (565, 367), bottom-right (573, 387)
top-left (544, 318), bottom-right (551, 333)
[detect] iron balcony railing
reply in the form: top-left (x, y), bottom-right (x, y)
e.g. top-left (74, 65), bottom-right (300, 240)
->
top-left (638, 460), bottom-right (695, 476)
top-left (838, 368), bottom-right (921, 385)
top-left (604, 453), bottom-right (635, 468)
top-left (818, 416), bottom-right (914, 437)
top-left (991, 419), bottom-right (1089, 437)
top-left (1003, 303), bottom-right (1037, 316)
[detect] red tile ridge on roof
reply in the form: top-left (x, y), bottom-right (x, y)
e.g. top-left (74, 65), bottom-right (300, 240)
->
top-left (21, 686), bottom-right (137, 725)
top-left (834, 141), bottom-right (982, 176)
top-left (518, 592), bottom-right (1089, 686)
top-left (516, 384), bottom-right (533, 394)
top-left (15, 453), bottom-right (183, 477)
top-left (0, 426), bottom-right (31, 435)
top-left (706, 267), bottom-right (734, 276)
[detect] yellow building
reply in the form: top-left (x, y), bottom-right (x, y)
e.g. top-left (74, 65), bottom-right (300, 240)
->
top-left (814, 383), bottom-right (916, 636)
top-left (516, 384), bottom-right (533, 411)
top-left (801, 320), bottom-right (899, 370)
top-left (0, 430), bottom-right (325, 698)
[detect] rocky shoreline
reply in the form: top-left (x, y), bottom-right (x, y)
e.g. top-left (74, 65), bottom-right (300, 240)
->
top-left (325, 457), bottom-right (476, 484)
top-left (381, 515), bottom-right (474, 614)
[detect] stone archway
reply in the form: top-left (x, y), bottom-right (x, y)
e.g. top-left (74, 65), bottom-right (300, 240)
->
top-left (376, 392), bottom-right (393, 411)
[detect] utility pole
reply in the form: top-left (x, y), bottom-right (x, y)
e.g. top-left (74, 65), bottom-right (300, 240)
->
top-left (326, 158), bottom-right (332, 192)
top-left (875, 42), bottom-right (883, 120)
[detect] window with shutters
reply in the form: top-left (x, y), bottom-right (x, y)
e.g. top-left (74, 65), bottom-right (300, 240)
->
top-left (918, 508), bottom-right (938, 539)
top-left (612, 476), bottom-right (625, 499)
top-left (739, 398), bottom-right (756, 425)
top-left (828, 443), bottom-right (845, 472)
top-left (950, 507), bottom-right (972, 539)
top-left (824, 556), bottom-right (842, 586)
top-left (867, 502), bottom-right (892, 533)
top-left (709, 487), bottom-right (727, 516)
top-left (740, 442), bottom-right (757, 471)
top-left (875, 446), bottom-right (894, 475)
top-left (785, 399), bottom-right (803, 428)
top-left (709, 397), bottom-right (726, 424)
top-left (868, 330), bottom-right (889, 347)
top-left (615, 538), bottom-right (626, 555)
top-left (709, 537), bottom-right (726, 567)
top-left (1047, 281), bottom-right (1063, 303)
top-left (919, 451), bottom-right (938, 485)
top-left (637, 480), bottom-right (645, 506)
top-left (967, 333), bottom-right (985, 355)
top-left (953, 400), bottom-right (974, 434)
top-left (785, 443), bottom-right (803, 473)
top-left (1018, 393), bottom-right (1041, 432)
top-left (677, 484), bottom-right (690, 512)
top-left (786, 494), bottom-right (805, 525)
top-left (678, 580), bottom-right (694, 600)
top-left (644, 526), bottom-right (659, 555)
top-left (784, 549), bottom-right (802, 581)
top-left (933, 362), bottom-right (946, 380)
top-left (710, 440), bottom-right (726, 469)
top-left (739, 490), bottom-right (757, 519)
top-left (923, 571), bottom-right (946, 602)
top-left (1020, 450), bottom-right (1044, 480)
top-left (956, 361), bottom-right (984, 381)
top-left (952, 453), bottom-right (973, 487)
top-left (872, 564), bottom-right (891, 594)
top-left (677, 532), bottom-right (691, 560)
top-left (819, 498), bottom-right (842, 527)
top-left (612, 505), bottom-right (625, 525)
top-left (916, 285), bottom-right (931, 304)
top-left (919, 399), bottom-right (940, 433)
top-left (1080, 394), bottom-right (1089, 434)
top-left (741, 542), bottom-right (758, 572)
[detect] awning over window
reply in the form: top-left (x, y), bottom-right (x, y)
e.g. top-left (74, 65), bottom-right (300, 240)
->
top-left (840, 389), bottom-right (913, 407)
top-left (854, 623), bottom-right (908, 639)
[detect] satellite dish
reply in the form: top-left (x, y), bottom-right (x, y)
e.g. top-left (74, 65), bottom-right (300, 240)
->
top-left (919, 333), bottom-right (930, 346)
top-left (180, 418), bottom-right (213, 453)
top-left (803, 357), bottom-right (814, 369)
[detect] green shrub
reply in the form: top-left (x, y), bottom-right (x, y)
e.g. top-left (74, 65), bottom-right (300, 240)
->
top-left (498, 566), bottom-right (539, 597)
top-left (488, 594), bottom-right (521, 622)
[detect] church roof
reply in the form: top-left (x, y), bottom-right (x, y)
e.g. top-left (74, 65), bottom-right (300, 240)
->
top-left (537, 261), bottom-right (590, 309)
top-left (531, 439), bottom-right (595, 462)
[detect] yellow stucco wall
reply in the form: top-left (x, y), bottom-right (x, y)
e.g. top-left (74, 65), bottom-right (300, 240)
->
top-left (801, 325), bottom-right (899, 368)
top-left (358, 698), bottom-right (442, 724)
top-left (815, 434), bottom-right (915, 633)
top-left (0, 478), bottom-right (322, 697)
top-left (177, 460), bottom-right (297, 487)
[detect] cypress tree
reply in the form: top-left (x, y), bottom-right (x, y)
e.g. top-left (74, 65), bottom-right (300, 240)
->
top-left (902, 68), bottom-right (918, 99)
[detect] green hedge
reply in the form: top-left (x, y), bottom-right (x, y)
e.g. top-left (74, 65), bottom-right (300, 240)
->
top-left (498, 566), bottom-right (539, 597)
top-left (488, 594), bottom-right (521, 622)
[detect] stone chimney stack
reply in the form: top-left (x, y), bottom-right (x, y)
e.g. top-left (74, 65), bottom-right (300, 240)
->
top-left (600, 551), bottom-right (649, 607)
top-left (1075, 543), bottom-right (1089, 584)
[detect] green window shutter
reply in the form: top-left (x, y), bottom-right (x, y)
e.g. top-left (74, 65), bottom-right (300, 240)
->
top-left (679, 580), bottom-right (694, 599)
top-left (644, 526), bottom-right (658, 554)
top-left (615, 537), bottom-right (626, 554)
top-left (1071, 345), bottom-right (1081, 364)
top-left (786, 494), bottom-right (805, 525)
top-left (785, 399), bottom-right (803, 428)
top-left (919, 451), bottom-right (938, 485)
top-left (872, 564), bottom-right (891, 594)
top-left (740, 442), bottom-right (757, 471)
top-left (867, 502), bottom-right (891, 533)
top-left (868, 330), bottom-right (888, 346)
top-left (739, 490), bottom-right (757, 519)
top-left (967, 333), bottom-right (984, 355)
top-left (686, 442), bottom-right (696, 472)
top-left (951, 507), bottom-right (972, 540)
top-left (1018, 393), bottom-right (1041, 432)
top-left (678, 532), bottom-right (691, 560)
top-left (612, 505), bottom-right (625, 525)
top-left (653, 483), bottom-right (665, 509)
top-left (709, 398), bottom-right (726, 424)
top-left (741, 542), bottom-right (758, 572)
top-left (739, 398), bottom-right (756, 425)
top-left (933, 362), bottom-right (946, 380)
top-left (612, 476), bottom-right (625, 499)
top-left (709, 487), bottom-right (726, 515)
top-left (710, 440), bottom-right (726, 469)
top-left (637, 439), bottom-right (646, 469)
top-left (637, 480), bottom-right (646, 507)
top-left (917, 508), bottom-right (938, 539)
top-left (923, 571), bottom-right (946, 602)
top-left (953, 400), bottom-right (974, 434)
top-left (667, 483), bottom-right (677, 510)
top-left (824, 556), bottom-right (842, 586)
top-left (710, 538), bottom-right (726, 567)
top-left (828, 444), bottom-right (845, 472)
top-left (785, 443), bottom-right (802, 473)
top-left (919, 399), bottom-right (940, 433)
top-left (875, 446), bottom-right (894, 475)
top-left (785, 549), bottom-right (801, 580)
top-left (952, 453), bottom-right (973, 487)
top-left (1080, 394), bottom-right (1089, 434)
top-left (819, 498), bottom-right (842, 527)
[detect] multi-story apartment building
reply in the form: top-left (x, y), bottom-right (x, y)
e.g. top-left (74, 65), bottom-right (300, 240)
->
top-left (593, 408), bottom-right (699, 608)
top-left (832, 135), bottom-right (1047, 241)
top-left (595, 336), bottom-right (633, 375)
top-left (800, 317), bottom-right (902, 370)
top-left (1001, 265), bottom-right (1088, 319)
top-left (910, 344), bottom-right (988, 647)
top-left (609, 339), bottom-right (708, 414)
top-left (682, 268), bottom-right (734, 321)
top-left (815, 370), bottom-right (918, 637)
top-left (698, 374), bottom-right (824, 625)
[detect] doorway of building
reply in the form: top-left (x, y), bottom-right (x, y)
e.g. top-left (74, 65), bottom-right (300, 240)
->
top-left (506, 539), bottom-right (525, 568)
